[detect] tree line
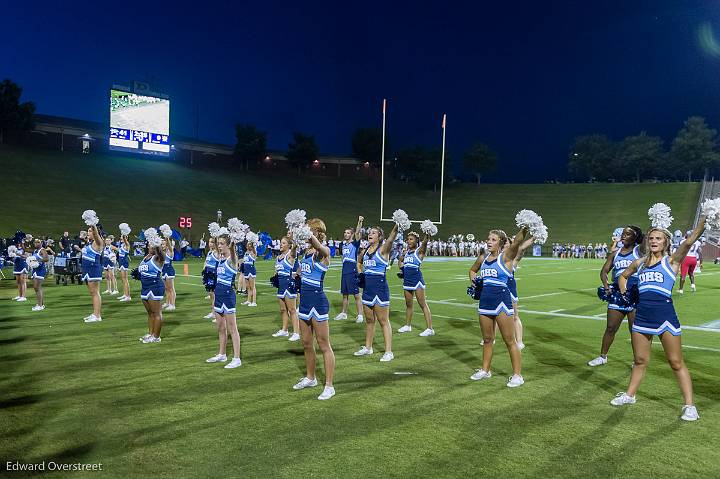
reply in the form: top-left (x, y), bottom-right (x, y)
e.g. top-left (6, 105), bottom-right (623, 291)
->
top-left (567, 116), bottom-right (720, 182)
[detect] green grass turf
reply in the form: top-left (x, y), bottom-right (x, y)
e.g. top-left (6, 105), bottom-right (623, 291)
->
top-left (1, 257), bottom-right (719, 478)
top-left (1, 145), bottom-right (701, 242)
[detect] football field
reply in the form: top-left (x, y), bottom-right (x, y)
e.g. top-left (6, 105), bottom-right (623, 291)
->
top-left (1, 257), bottom-right (719, 478)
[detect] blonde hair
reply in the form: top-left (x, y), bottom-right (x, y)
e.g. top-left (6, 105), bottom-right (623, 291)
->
top-left (489, 229), bottom-right (508, 248)
top-left (307, 218), bottom-right (327, 242)
top-left (643, 227), bottom-right (672, 265)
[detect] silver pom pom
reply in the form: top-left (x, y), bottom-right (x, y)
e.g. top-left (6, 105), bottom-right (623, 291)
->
top-left (420, 219), bottom-right (438, 236)
top-left (144, 228), bottom-right (163, 248)
top-left (82, 209), bottom-right (99, 226)
top-left (26, 256), bottom-right (39, 269)
top-left (392, 209), bottom-right (411, 231)
top-left (701, 197), bottom-right (720, 230)
top-left (159, 224), bottom-right (172, 238)
top-left (119, 223), bottom-right (131, 236)
top-left (246, 231), bottom-right (259, 244)
top-left (208, 222), bottom-right (221, 237)
top-left (7, 245), bottom-right (17, 258)
top-left (648, 203), bottom-right (673, 230)
top-left (285, 209), bottom-right (307, 228)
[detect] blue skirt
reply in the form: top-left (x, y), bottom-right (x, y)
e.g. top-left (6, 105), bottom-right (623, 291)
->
top-left (141, 278), bottom-right (165, 301)
top-left (214, 284), bottom-right (237, 314)
top-left (402, 268), bottom-right (426, 291)
top-left (341, 272), bottom-right (360, 295)
top-left (13, 257), bottom-right (27, 275)
top-left (362, 274), bottom-right (390, 307)
top-left (31, 264), bottom-right (47, 280)
top-left (632, 295), bottom-right (681, 336)
top-left (81, 259), bottom-right (103, 282)
top-left (478, 284), bottom-right (513, 316)
top-left (299, 286), bottom-right (329, 322)
top-left (277, 275), bottom-right (297, 299)
top-left (117, 257), bottom-right (130, 271)
top-left (243, 264), bottom-right (257, 278)
top-left (162, 264), bottom-right (176, 279)
top-left (507, 277), bottom-right (518, 302)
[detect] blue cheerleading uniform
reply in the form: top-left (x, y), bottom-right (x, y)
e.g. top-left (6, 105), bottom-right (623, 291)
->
top-left (632, 256), bottom-right (681, 336)
top-left (102, 246), bottom-right (116, 270)
top-left (139, 256), bottom-right (165, 301)
top-left (13, 247), bottom-right (27, 275)
top-left (275, 254), bottom-right (297, 299)
top-left (507, 275), bottom-right (518, 303)
top-left (242, 252), bottom-right (256, 278)
top-left (609, 246), bottom-right (640, 313)
top-left (340, 239), bottom-right (361, 295)
top-left (401, 249), bottom-right (426, 291)
top-left (298, 251), bottom-right (329, 322)
top-left (81, 244), bottom-right (103, 282)
top-left (117, 245), bottom-right (130, 271)
top-left (162, 249), bottom-right (176, 279)
top-left (362, 248), bottom-right (390, 307)
top-left (30, 249), bottom-right (47, 280)
top-left (477, 253), bottom-right (513, 316)
top-left (214, 258), bottom-right (238, 314)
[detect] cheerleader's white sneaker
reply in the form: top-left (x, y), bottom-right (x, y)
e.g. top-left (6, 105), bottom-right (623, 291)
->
top-left (334, 312), bottom-right (348, 321)
top-left (165, 304), bottom-right (176, 312)
top-left (242, 300), bottom-right (250, 306)
top-left (84, 315), bottom-right (101, 323)
top-left (318, 386), bottom-right (335, 400)
top-left (206, 354), bottom-right (227, 363)
top-left (353, 346), bottom-right (373, 356)
top-left (517, 342), bottom-right (526, 351)
top-left (681, 405), bottom-right (699, 421)
top-left (288, 333), bottom-right (301, 342)
top-left (142, 336), bottom-right (161, 343)
top-left (677, 289), bottom-right (684, 294)
top-left (248, 302), bottom-right (257, 307)
top-left (356, 315), bottom-right (364, 323)
top-left (470, 369), bottom-right (491, 380)
top-left (507, 375), bottom-right (525, 388)
top-left (380, 352), bottom-right (394, 362)
top-left (12, 296), bottom-right (20, 300)
top-left (102, 290), bottom-right (112, 295)
top-left (31, 305), bottom-right (45, 311)
top-left (690, 284), bottom-right (696, 292)
top-left (110, 290), bottom-right (119, 295)
top-left (610, 392), bottom-right (636, 406)
top-left (16, 297), bottom-right (27, 302)
top-left (139, 333), bottom-right (152, 342)
top-left (272, 329), bottom-right (289, 337)
top-left (117, 295), bottom-right (127, 301)
top-left (293, 377), bottom-right (318, 390)
top-left (397, 325), bottom-right (412, 333)
top-left (588, 356), bottom-right (608, 367)
top-left (204, 312), bottom-right (215, 319)
top-left (119, 296), bottom-right (131, 302)
top-left (224, 358), bottom-right (242, 369)
top-left (419, 328), bottom-right (435, 337)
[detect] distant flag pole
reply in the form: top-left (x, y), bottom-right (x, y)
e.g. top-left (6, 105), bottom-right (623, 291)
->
top-left (439, 113), bottom-right (447, 224)
top-left (380, 99), bottom-right (387, 222)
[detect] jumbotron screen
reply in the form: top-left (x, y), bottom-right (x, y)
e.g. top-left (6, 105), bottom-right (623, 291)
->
top-left (109, 89), bottom-right (170, 155)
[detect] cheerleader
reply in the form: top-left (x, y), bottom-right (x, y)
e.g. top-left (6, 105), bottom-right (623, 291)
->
top-left (161, 238), bottom-right (176, 311)
top-left (292, 219), bottom-right (336, 400)
top-left (397, 231), bottom-right (434, 336)
top-left (272, 236), bottom-right (301, 341)
top-left (202, 237), bottom-right (220, 319)
top-left (334, 216), bottom-right (365, 323)
top-left (588, 225), bottom-right (644, 367)
top-left (116, 234), bottom-right (132, 302)
top-left (610, 217), bottom-right (706, 421)
top-left (468, 227), bottom-right (527, 387)
top-left (354, 224), bottom-right (399, 361)
top-left (10, 242), bottom-right (28, 302)
top-left (205, 233), bottom-right (243, 368)
top-left (138, 231), bottom-right (166, 343)
top-left (241, 238), bottom-right (257, 307)
top-left (102, 236), bottom-right (119, 295)
top-left (30, 238), bottom-right (49, 311)
top-left (81, 225), bottom-right (105, 323)
top-left (677, 231), bottom-right (702, 294)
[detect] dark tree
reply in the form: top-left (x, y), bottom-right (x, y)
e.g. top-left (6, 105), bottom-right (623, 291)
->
top-left (616, 132), bottom-right (664, 182)
top-left (567, 134), bottom-right (617, 182)
top-left (287, 132), bottom-right (319, 175)
top-left (351, 127), bottom-right (384, 167)
top-left (396, 146), bottom-right (452, 191)
top-left (669, 116), bottom-right (720, 181)
top-left (0, 79), bottom-right (35, 144)
top-left (234, 123), bottom-right (267, 171)
top-left (463, 142), bottom-right (497, 184)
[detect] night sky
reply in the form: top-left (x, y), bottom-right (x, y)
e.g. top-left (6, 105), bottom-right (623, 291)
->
top-left (4, 1), bottom-right (720, 180)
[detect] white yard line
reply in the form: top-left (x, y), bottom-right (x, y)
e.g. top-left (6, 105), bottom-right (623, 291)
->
top-left (549, 309), bottom-right (566, 313)
top-left (521, 288), bottom-right (595, 300)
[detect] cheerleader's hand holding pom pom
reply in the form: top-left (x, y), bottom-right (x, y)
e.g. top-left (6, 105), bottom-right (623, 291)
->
top-left (119, 223), bottom-right (131, 236)
top-left (82, 210), bottom-right (99, 226)
top-left (392, 209), bottom-right (412, 231)
top-left (208, 222), bottom-right (221, 237)
top-left (515, 209), bottom-right (548, 244)
top-left (291, 224), bottom-right (312, 250)
top-left (144, 228), bottom-right (163, 248)
top-left (648, 203), bottom-right (673, 230)
top-left (701, 197), bottom-right (720, 229)
top-left (246, 231), bottom-right (259, 245)
top-left (420, 219), bottom-right (438, 236)
top-left (285, 209), bottom-right (307, 229)
top-left (159, 224), bottom-right (172, 238)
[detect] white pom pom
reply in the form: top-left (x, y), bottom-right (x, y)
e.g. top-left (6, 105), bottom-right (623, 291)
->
top-left (227, 217), bottom-right (245, 232)
top-left (515, 209), bottom-right (548, 244)
top-left (466, 234), bottom-right (475, 241)
top-left (532, 224), bottom-right (548, 245)
top-left (291, 224), bottom-right (312, 249)
top-left (420, 219), bottom-right (438, 236)
top-left (285, 209), bottom-right (307, 228)
top-left (208, 222), bottom-right (221, 237)
top-left (109, 252), bottom-right (117, 262)
top-left (119, 223), bottom-right (131, 236)
top-left (144, 228), bottom-right (163, 247)
top-left (392, 209), bottom-right (411, 231)
top-left (216, 227), bottom-right (229, 237)
top-left (27, 256), bottom-right (39, 269)
top-left (229, 230), bottom-right (245, 244)
top-left (82, 209), bottom-right (99, 226)
top-left (159, 224), bottom-right (172, 238)
top-left (701, 197), bottom-right (720, 229)
top-left (246, 231), bottom-right (259, 244)
top-left (7, 245), bottom-right (17, 258)
top-left (648, 203), bottom-right (673, 230)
